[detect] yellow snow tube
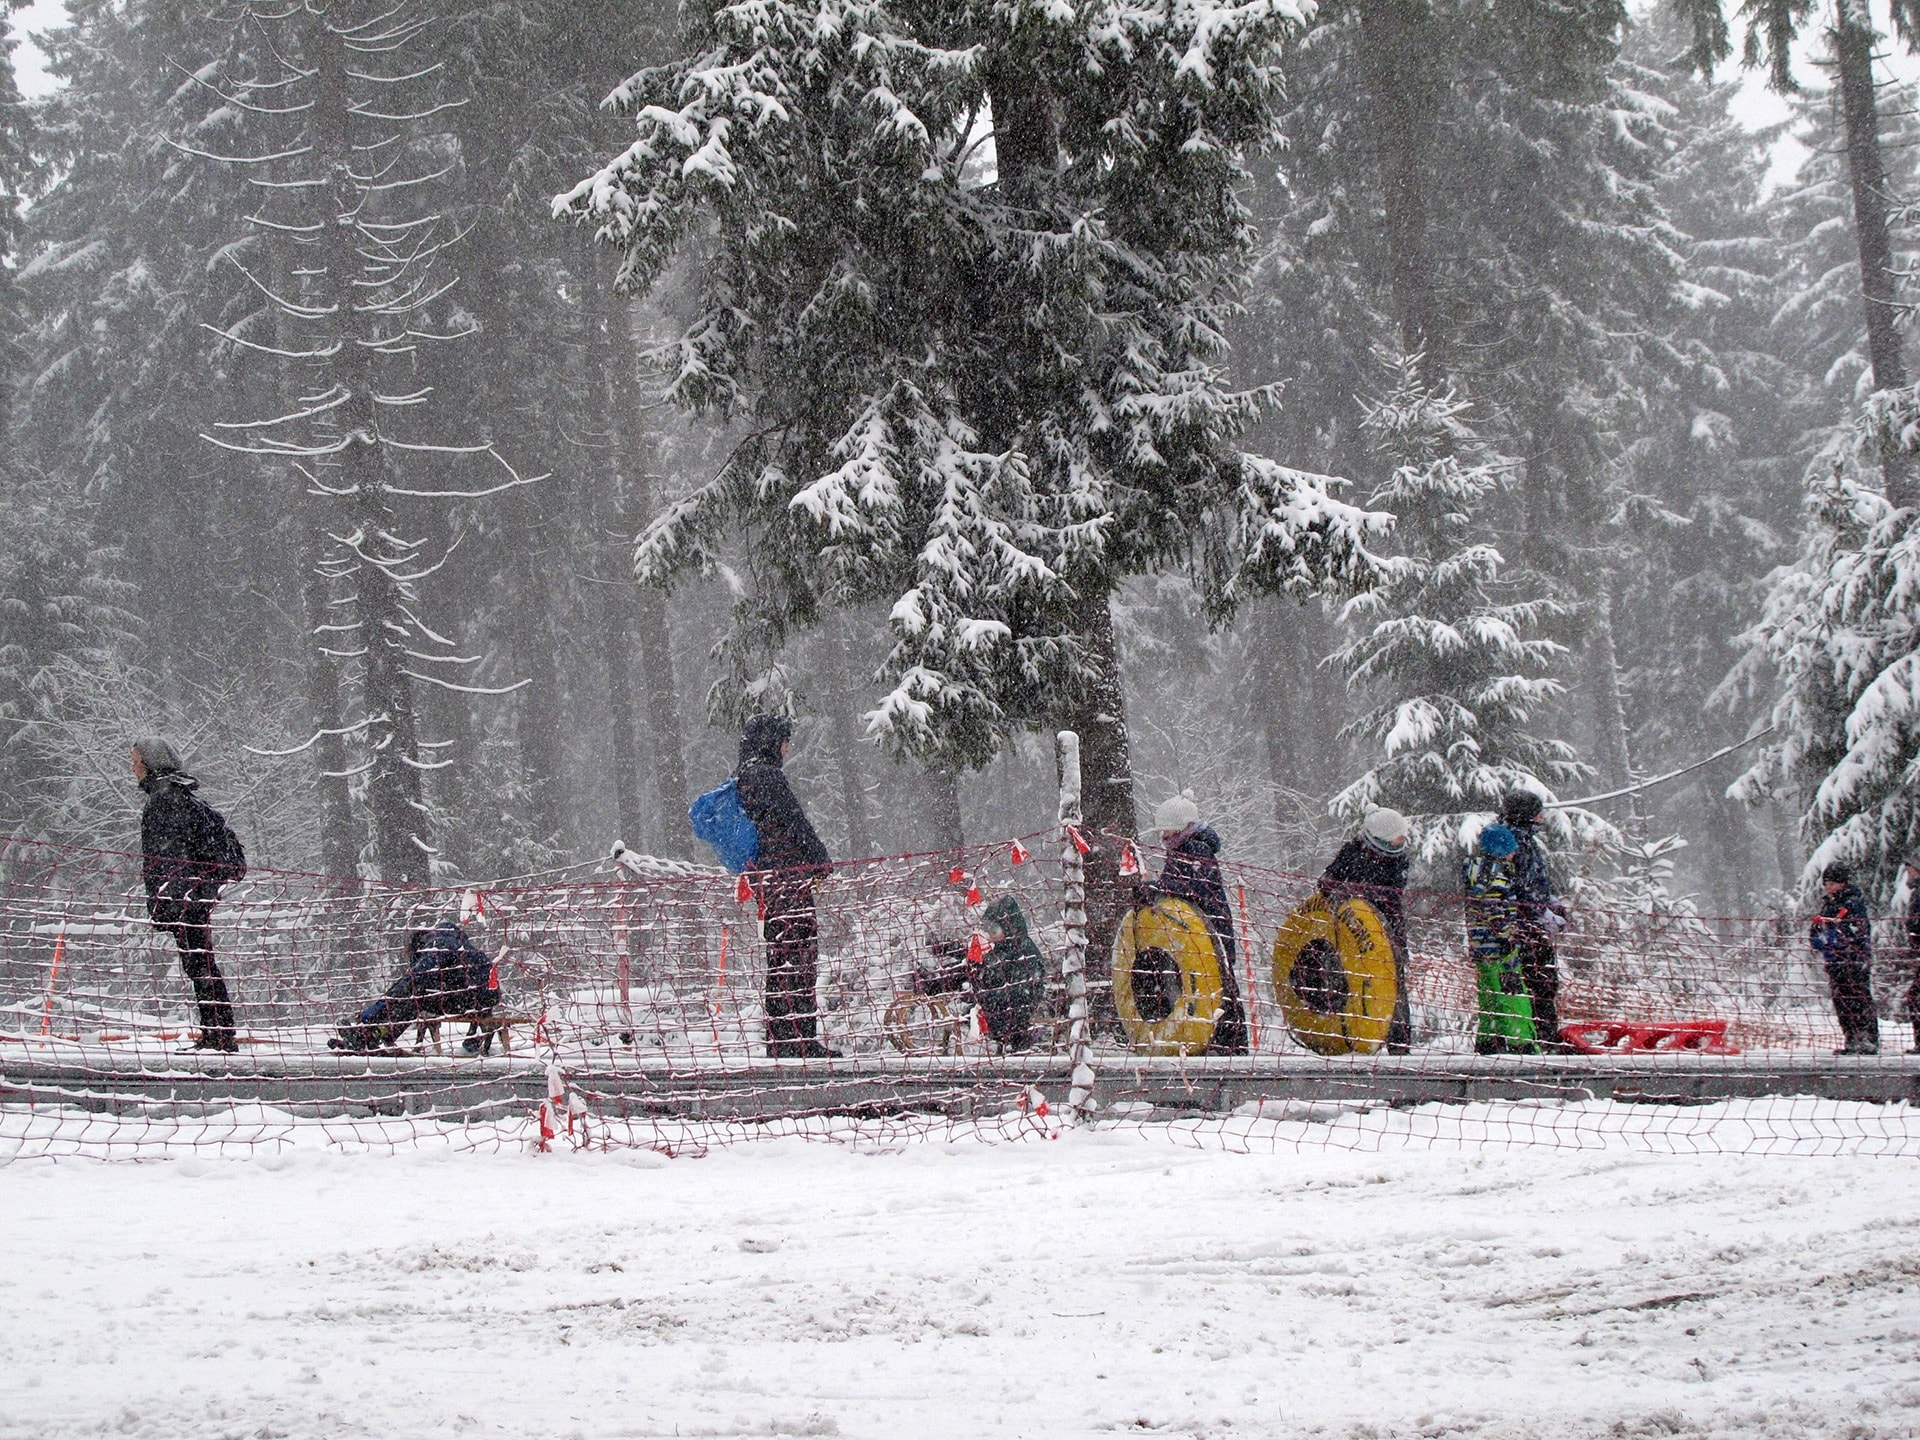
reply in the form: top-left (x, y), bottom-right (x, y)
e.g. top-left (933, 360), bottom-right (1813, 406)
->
top-left (1271, 895), bottom-right (1398, 1056)
top-left (1112, 898), bottom-right (1225, 1056)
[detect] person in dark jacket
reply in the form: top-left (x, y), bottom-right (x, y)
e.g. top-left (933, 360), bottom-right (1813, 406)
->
top-left (978, 895), bottom-right (1047, 1051)
top-left (133, 738), bottom-right (239, 1053)
top-left (736, 713), bottom-right (835, 1058)
top-left (1902, 852), bottom-right (1920, 1055)
top-left (1811, 861), bottom-right (1879, 1055)
top-left (1320, 808), bottom-right (1413, 1054)
top-left (331, 920), bottom-right (501, 1054)
top-left (1140, 793), bottom-right (1248, 1055)
top-left (1500, 791), bottom-right (1568, 1051)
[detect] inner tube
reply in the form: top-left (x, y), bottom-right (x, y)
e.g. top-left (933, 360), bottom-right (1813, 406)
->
top-left (1271, 894), bottom-right (1397, 1056)
top-left (1112, 898), bottom-right (1225, 1055)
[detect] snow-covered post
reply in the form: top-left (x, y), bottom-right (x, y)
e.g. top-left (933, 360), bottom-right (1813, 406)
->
top-left (1057, 731), bottom-right (1095, 1122)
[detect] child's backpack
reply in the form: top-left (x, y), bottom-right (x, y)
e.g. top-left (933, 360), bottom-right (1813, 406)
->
top-left (689, 778), bottom-right (760, 873)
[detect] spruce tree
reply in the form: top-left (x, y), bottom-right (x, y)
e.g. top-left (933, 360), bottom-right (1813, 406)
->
top-left (1333, 356), bottom-right (1589, 857)
top-left (560, 0), bottom-right (1389, 963)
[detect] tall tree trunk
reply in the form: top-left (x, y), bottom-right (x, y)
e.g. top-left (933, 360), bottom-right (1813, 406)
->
top-left (1356, 0), bottom-right (1445, 366)
top-left (510, 534), bottom-right (568, 851)
top-left (305, 12), bottom-right (428, 883)
top-left (1057, 588), bottom-right (1134, 1024)
top-left (605, 293), bottom-right (691, 855)
top-left (1833, 0), bottom-right (1917, 503)
top-left (923, 766), bottom-right (965, 852)
top-left (300, 551), bottom-right (360, 879)
top-left (598, 580), bottom-right (647, 850)
top-left (824, 621), bottom-right (875, 858)
top-left (1591, 578), bottom-right (1643, 834)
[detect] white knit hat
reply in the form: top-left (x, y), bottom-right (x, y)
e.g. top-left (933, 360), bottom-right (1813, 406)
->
top-left (1153, 792), bottom-right (1201, 832)
top-left (1360, 807), bottom-right (1410, 853)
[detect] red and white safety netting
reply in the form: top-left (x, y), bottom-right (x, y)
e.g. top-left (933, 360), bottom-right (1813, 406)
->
top-left (0, 834), bottom-right (1914, 1159)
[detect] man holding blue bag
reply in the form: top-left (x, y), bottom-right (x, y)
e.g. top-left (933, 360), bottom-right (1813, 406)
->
top-left (691, 714), bottom-right (836, 1058)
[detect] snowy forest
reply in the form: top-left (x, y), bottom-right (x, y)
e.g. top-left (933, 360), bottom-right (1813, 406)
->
top-left (2, 0), bottom-right (1919, 926)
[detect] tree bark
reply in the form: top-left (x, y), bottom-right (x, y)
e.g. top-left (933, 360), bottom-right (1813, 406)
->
top-left (598, 579), bottom-right (647, 851)
top-left (923, 766), bottom-right (966, 852)
top-left (1057, 587), bottom-right (1133, 1025)
top-left (1833, 0), bottom-right (1917, 503)
top-left (304, 11), bottom-right (428, 883)
top-left (1355, 0), bottom-right (1446, 366)
top-left (1591, 578), bottom-right (1643, 834)
top-left (824, 621), bottom-right (875, 858)
top-left (510, 536), bottom-right (568, 850)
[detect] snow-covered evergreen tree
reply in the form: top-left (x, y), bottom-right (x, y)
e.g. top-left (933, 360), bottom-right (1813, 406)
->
top-left (560, 0), bottom-right (1391, 960)
top-left (1333, 356), bottom-right (1591, 858)
top-left (1731, 395), bottom-right (1920, 898)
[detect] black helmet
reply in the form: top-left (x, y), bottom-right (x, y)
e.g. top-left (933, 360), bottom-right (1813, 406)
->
top-left (1821, 860), bottom-right (1853, 885)
top-left (1499, 791), bottom-right (1545, 827)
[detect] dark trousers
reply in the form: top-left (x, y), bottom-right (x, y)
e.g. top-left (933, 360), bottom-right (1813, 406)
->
top-left (1515, 924), bottom-right (1562, 1050)
top-left (1204, 930), bottom-right (1248, 1056)
top-left (1906, 967), bottom-right (1920, 1047)
top-left (162, 913), bottom-right (235, 1045)
top-left (762, 880), bottom-right (821, 1057)
top-left (1825, 958), bottom-right (1880, 1051)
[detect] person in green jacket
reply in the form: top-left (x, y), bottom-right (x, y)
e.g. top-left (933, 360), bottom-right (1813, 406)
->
top-left (1463, 823), bottom-right (1539, 1055)
top-left (978, 895), bottom-right (1048, 1052)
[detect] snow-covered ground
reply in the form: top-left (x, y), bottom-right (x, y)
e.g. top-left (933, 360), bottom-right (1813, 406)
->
top-left (0, 1116), bottom-right (1915, 1440)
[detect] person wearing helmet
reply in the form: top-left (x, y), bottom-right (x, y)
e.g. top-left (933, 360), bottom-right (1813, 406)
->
top-left (1462, 822), bottom-right (1538, 1054)
top-left (1811, 860), bottom-right (1879, 1055)
top-left (1137, 793), bottom-right (1248, 1054)
top-left (1498, 790), bottom-right (1568, 1051)
top-left (736, 713), bottom-right (835, 1059)
top-left (1319, 808), bottom-right (1414, 1053)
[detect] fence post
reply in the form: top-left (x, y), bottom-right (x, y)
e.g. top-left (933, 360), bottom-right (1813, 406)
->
top-left (1057, 731), bottom-right (1096, 1122)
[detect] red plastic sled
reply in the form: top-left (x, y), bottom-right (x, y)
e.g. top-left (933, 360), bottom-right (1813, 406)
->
top-left (1558, 1019), bottom-right (1740, 1056)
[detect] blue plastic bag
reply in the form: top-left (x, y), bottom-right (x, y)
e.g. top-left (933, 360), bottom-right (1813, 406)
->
top-left (689, 778), bottom-right (760, 873)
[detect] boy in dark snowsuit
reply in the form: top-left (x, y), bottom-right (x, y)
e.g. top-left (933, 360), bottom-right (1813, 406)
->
top-left (1811, 861), bottom-right (1879, 1055)
top-left (1463, 823), bottom-right (1538, 1054)
top-left (1141, 794), bottom-right (1248, 1055)
top-left (1501, 791), bottom-right (1567, 1050)
top-left (978, 895), bottom-right (1047, 1051)
top-left (332, 921), bottom-right (500, 1053)
top-left (134, 738), bottom-right (242, 1053)
top-left (1320, 808), bottom-right (1413, 1054)
top-left (735, 713), bottom-right (836, 1059)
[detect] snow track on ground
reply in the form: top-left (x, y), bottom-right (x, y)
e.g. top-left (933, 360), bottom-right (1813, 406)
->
top-left (0, 1121), bottom-right (1915, 1439)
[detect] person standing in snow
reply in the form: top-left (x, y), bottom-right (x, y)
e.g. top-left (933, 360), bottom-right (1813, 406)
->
top-left (736, 714), bottom-right (835, 1059)
top-left (1499, 791), bottom-right (1568, 1051)
top-left (1139, 793), bottom-right (1248, 1055)
top-left (1810, 861), bottom-right (1879, 1056)
top-left (1462, 822), bottom-right (1537, 1054)
top-left (134, 738), bottom-right (242, 1053)
top-left (1901, 853), bottom-right (1920, 1055)
top-left (1319, 808), bottom-right (1414, 1054)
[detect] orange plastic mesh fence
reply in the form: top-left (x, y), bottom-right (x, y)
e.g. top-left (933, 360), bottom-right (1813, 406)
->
top-left (0, 834), bottom-right (1914, 1159)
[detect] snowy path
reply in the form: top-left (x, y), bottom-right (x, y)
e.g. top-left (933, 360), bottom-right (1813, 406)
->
top-left (0, 1133), bottom-right (1916, 1439)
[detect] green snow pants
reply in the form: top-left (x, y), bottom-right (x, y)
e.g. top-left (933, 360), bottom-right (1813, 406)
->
top-left (1475, 957), bottom-right (1539, 1054)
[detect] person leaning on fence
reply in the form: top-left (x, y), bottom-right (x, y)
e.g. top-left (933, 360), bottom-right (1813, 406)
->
top-left (736, 713), bottom-right (837, 1060)
top-left (1320, 808), bottom-right (1413, 1054)
top-left (1895, 848), bottom-right (1920, 1050)
top-left (1499, 791), bottom-right (1569, 1051)
top-left (134, 738), bottom-right (244, 1054)
top-left (1138, 793), bottom-right (1248, 1055)
top-left (1811, 861), bottom-right (1880, 1056)
top-left (1463, 822), bottom-right (1539, 1055)
top-left (330, 920), bottom-right (501, 1055)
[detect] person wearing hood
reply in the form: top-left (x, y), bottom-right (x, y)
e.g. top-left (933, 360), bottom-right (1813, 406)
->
top-left (735, 713), bottom-right (835, 1059)
top-left (1463, 822), bottom-right (1538, 1054)
top-left (977, 895), bottom-right (1048, 1051)
top-left (1499, 791), bottom-right (1568, 1051)
top-left (331, 920), bottom-right (501, 1054)
top-left (1320, 808), bottom-right (1414, 1054)
top-left (1811, 861), bottom-right (1879, 1056)
top-left (1139, 793), bottom-right (1248, 1055)
top-left (133, 738), bottom-right (242, 1053)
top-left (1902, 852), bottom-right (1920, 1055)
